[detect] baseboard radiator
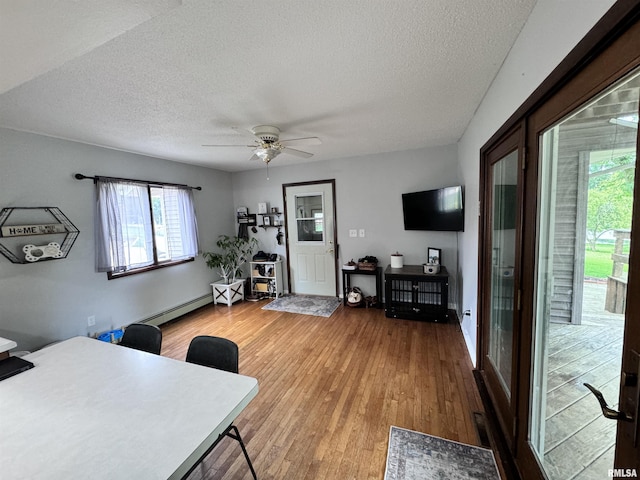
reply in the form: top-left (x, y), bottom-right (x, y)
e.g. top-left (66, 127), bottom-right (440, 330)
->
top-left (142, 294), bottom-right (212, 327)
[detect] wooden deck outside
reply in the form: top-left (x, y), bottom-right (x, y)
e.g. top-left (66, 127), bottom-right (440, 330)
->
top-left (543, 281), bottom-right (625, 480)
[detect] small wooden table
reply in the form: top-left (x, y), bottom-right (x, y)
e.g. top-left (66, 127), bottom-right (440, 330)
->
top-left (342, 266), bottom-right (383, 308)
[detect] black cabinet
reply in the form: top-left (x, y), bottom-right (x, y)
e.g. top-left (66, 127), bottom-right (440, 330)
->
top-left (384, 265), bottom-right (449, 321)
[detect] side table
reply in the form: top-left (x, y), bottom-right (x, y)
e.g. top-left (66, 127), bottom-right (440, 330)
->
top-left (342, 266), bottom-right (383, 308)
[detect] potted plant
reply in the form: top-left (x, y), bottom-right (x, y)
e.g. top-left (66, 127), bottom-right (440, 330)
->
top-left (204, 235), bottom-right (258, 283)
top-left (204, 235), bottom-right (258, 305)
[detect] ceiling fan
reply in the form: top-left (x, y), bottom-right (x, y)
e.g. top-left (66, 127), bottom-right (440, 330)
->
top-left (203, 125), bottom-right (321, 164)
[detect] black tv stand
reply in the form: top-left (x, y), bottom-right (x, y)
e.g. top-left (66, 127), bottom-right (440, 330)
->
top-left (384, 264), bottom-right (449, 321)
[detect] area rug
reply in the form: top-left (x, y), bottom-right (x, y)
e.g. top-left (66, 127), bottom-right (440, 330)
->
top-left (385, 426), bottom-right (500, 480)
top-left (262, 294), bottom-right (341, 317)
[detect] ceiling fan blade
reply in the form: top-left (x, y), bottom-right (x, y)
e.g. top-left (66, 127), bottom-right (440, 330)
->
top-left (283, 147), bottom-right (313, 158)
top-left (280, 136), bottom-right (322, 147)
top-left (202, 144), bottom-right (255, 147)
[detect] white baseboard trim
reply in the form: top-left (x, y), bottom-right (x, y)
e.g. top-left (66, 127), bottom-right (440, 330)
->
top-left (142, 294), bottom-right (212, 327)
top-left (461, 326), bottom-right (477, 368)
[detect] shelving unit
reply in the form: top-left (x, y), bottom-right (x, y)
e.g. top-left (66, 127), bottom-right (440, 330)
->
top-left (259, 210), bottom-right (282, 230)
top-left (250, 259), bottom-right (283, 298)
top-left (384, 264), bottom-right (449, 321)
top-left (0, 207), bottom-right (80, 264)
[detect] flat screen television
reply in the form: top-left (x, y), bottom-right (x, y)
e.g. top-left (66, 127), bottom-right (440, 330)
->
top-left (402, 186), bottom-right (464, 231)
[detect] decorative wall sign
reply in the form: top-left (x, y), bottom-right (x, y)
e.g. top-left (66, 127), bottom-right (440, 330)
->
top-left (2, 223), bottom-right (67, 237)
top-left (0, 207), bottom-right (79, 264)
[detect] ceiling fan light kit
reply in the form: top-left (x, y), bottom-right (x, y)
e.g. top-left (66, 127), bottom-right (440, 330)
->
top-left (255, 147), bottom-right (281, 163)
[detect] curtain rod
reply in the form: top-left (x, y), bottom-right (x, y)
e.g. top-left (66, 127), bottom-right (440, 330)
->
top-left (74, 173), bottom-right (202, 191)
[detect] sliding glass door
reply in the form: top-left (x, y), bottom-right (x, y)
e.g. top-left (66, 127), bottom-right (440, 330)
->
top-left (530, 69), bottom-right (639, 480)
top-left (478, 8), bottom-right (640, 479)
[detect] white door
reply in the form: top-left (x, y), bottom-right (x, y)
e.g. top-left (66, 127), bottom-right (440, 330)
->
top-left (284, 180), bottom-right (337, 296)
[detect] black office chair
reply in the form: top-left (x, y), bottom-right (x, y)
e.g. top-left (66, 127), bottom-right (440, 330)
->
top-left (186, 335), bottom-right (257, 480)
top-left (119, 323), bottom-right (162, 355)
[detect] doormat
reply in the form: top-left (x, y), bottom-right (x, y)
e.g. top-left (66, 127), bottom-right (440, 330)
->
top-left (262, 295), bottom-right (341, 317)
top-left (385, 426), bottom-right (500, 480)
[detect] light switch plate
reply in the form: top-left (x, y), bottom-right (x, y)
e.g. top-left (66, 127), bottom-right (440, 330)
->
top-left (349, 229), bottom-right (357, 238)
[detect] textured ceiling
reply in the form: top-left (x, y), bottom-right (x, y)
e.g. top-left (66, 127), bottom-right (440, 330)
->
top-left (0, 0), bottom-right (537, 172)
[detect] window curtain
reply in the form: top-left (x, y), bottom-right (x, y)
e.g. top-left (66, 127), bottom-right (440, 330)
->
top-left (163, 186), bottom-right (199, 260)
top-left (95, 178), bottom-right (154, 272)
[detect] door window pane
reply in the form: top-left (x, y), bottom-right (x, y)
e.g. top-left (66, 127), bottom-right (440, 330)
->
top-left (295, 194), bottom-right (324, 242)
top-left (488, 150), bottom-right (519, 398)
top-left (531, 70), bottom-right (638, 480)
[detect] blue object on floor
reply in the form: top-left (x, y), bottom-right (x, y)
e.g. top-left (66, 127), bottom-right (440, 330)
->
top-left (97, 329), bottom-right (124, 343)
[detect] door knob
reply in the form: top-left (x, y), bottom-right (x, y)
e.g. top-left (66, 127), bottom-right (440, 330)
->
top-left (584, 383), bottom-right (634, 422)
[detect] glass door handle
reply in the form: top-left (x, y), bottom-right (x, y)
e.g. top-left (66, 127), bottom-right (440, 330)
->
top-left (584, 383), bottom-right (634, 422)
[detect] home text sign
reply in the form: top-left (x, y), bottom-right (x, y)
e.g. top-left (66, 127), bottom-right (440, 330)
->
top-left (1, 224), bottom-right (68, 237)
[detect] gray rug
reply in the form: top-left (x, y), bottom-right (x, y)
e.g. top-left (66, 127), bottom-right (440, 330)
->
top-left (385, 427), bottom-right (500, 480)
top-left (262, 295), bottom-right (341, 317)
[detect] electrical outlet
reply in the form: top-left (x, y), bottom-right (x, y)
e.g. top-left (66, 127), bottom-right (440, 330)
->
top-left (87, 315), bottom-right (96, 327)
top-left (349, 229), bottom-right (357, 238)
top-left (359, 229), bottom-right (365, 238)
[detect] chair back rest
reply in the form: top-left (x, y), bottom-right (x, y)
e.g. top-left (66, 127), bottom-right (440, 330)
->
top-left (120, 323), bottom-right (162, 355)
top-left (185, 336), bottom-right (239, 373)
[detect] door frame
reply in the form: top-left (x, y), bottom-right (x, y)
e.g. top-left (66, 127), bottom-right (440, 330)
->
top-left (282, 179), bottom-right (339, 296)
top-left (478, 2), bottom-right (640, 477)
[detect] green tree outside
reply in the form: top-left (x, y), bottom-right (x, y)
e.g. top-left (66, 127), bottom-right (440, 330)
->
top-left (585, 154), bottom-right (635, 251)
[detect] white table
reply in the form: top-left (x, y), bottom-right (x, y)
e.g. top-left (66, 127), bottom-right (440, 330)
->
top-left (0, 336), bottom-right (259, 479)
top-left (0, 336), bottom-right (17, 359)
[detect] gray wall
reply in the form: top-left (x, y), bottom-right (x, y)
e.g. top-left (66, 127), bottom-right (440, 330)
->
top-left (231, 145), bottom-right (462, 306)
top-left (1, 128), bottom-right (460, 353)
top-left (0, 128), bottom-right (235, 352)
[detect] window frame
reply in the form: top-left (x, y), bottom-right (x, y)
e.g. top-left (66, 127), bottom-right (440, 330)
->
top-left (94, 176), bottom-right (199, 279)
top-left (107, 256), bottom-right (194, 280)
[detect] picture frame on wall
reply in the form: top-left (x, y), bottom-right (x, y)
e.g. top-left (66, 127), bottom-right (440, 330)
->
top-left (263, 216), bottom-right (271, 226)
top-left (237, 206), bottom-right (248, 217)
top-left (427, 247), bottom-right (441, 265)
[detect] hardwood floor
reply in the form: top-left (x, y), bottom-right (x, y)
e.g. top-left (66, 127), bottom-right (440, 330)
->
top-left (160, 300), bottom-right (485, 480)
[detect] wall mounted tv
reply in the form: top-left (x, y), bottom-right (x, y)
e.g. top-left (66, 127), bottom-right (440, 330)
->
top-left (402, 186), bottom-right (464, 232)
